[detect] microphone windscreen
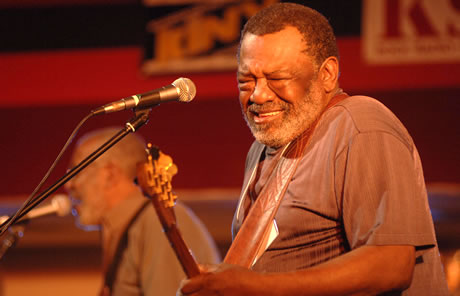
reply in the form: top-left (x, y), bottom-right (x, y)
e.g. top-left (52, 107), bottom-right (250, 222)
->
top-left (173, 77), bottom-right (196, 103)
top-left (52, 194), bottom-right (72, 217)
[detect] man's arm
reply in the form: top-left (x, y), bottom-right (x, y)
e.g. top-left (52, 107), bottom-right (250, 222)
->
top-left (180, 244), bottom-right (415, 296)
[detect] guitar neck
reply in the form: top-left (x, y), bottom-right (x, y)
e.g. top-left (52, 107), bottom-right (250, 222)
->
top-left (164, 223), bottom-right (201, 278)
top-left (151, 197), bottom-right (200, 278)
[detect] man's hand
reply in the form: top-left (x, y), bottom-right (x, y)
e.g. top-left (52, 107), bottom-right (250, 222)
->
top-left (178, 263), bottom-right (258, 296)
top-left (176, 245), bottom-right (415, 296)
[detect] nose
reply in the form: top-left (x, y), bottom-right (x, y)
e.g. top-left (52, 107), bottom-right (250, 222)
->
top-left (250, 78), bottom-right (275, 105)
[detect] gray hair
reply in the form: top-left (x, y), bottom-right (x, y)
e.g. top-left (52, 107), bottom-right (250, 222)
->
top-left (238, 2), bottom-right (339, 67)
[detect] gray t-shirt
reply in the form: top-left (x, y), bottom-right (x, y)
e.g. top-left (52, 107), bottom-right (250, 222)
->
top-left (102, 193), bottom-right (221, 296)
top-left (232, 96), bottom-right (448, 295)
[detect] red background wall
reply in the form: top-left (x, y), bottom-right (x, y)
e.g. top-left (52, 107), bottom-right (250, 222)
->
top-left (0, 1), bottom-right (459, 199)
top-left (0, 42), bottom-right (459, 198)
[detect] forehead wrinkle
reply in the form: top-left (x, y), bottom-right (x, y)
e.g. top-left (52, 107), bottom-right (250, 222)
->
top-left (239, 55), bottom-right (292, 77)
top-left (237, 60), bottom-right (264, 78)
top-left (239, 31), bottom-right (313, 79)
top-left (265, 68), bottom-right (292, 76)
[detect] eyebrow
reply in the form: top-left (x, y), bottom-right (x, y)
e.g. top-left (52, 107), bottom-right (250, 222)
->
top-left (237, 70), bottom-right (251, 78)
top-left (237, 68), bottom-right (291, 77)
top-left (265, 69), bottom-right (290, 76)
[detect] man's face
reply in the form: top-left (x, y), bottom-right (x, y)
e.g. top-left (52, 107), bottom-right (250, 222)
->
top-left (65, 142), bottom-right (109, 226)
top-left (237, 26), bottom-right (326, 148)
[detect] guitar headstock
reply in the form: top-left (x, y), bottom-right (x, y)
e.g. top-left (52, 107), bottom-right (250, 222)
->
top-left (136, 143), bottom-right (178, 208)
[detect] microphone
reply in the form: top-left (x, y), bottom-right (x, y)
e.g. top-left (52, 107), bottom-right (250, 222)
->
top-left (0, 194), bottom-right (72, 225)
top-left (92, 77), bottom-right (196, 115)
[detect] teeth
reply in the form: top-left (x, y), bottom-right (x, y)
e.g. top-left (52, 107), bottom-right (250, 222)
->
top-left (259, 111), bottom-right (281, 117)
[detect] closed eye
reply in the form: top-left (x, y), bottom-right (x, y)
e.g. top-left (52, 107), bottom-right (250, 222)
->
top-left (268, 78), bottom-right (288, 89)
top-left (238, 80), bottom-right (255, 91)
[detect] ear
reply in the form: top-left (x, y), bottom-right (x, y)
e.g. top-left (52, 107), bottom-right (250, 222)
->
top-left (319, 56), bottom-right (339, 93)
top-left (102, 161), bottom-right (121, 188)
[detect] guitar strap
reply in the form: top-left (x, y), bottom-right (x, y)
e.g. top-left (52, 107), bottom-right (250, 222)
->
top-left (101, 200), bottom-right (150, 296)
top-left (225, 92), bottom-right (349, 268)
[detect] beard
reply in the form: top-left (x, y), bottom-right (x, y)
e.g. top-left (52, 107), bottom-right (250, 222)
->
top-left (73, 195), bottom-right (108, 227)
top-left (242, 86), bottom-right (324, 148)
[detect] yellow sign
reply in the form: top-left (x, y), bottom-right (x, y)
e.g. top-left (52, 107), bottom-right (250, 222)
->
top-left (142, 0), bottom-right (278, 75)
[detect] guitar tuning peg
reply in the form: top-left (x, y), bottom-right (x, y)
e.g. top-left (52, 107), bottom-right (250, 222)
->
top-left (157, 152), bottom-right (178, 177)
top-left (167, 163), bottom-right (178, 176)
top-left (165, 191), bottom-right (178, 208)
top-left (146, 143), bottom-right (161, 160)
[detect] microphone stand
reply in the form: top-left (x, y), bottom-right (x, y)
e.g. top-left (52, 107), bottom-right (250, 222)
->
top-left (0, 109), bottom-right (151, 231)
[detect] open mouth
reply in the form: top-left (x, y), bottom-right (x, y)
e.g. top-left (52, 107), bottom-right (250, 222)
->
top-left (252, 110), bottom-right (282, 123)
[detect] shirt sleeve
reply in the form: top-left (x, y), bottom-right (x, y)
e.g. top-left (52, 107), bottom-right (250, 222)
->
top-left (342, 131), bottom-right (437, 250)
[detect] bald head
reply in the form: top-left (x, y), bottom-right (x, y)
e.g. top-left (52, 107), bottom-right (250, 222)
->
top-left (73, 127), bottom-right (147, 180)
top-left (66, 127), bottom-right (148, 225)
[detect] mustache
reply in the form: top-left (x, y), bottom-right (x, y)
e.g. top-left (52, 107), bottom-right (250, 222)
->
top-left (247, 101), bottom-right (288, 113)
